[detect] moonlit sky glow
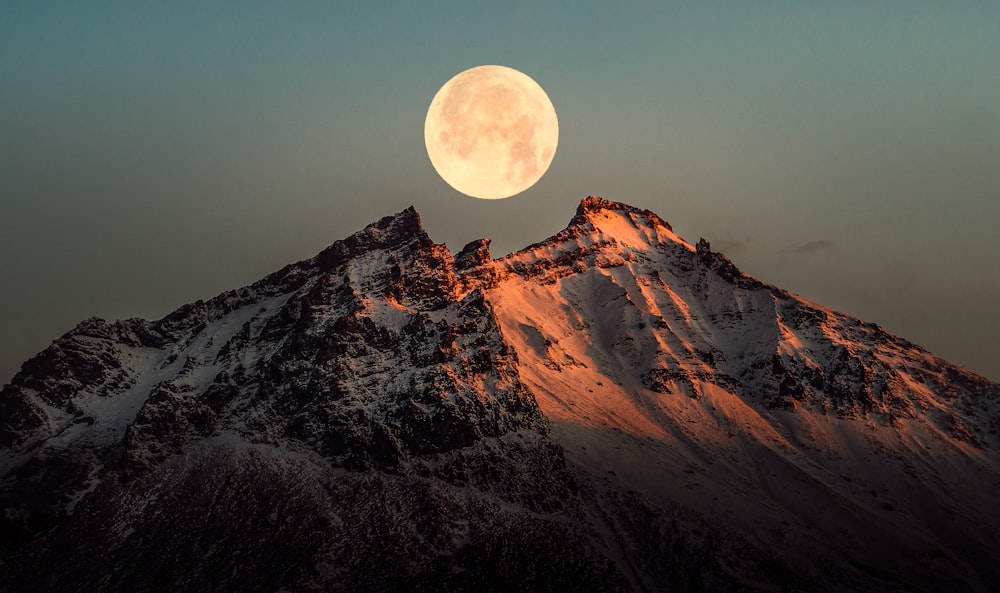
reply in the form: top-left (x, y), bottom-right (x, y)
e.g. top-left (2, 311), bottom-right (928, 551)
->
top-left (1, 2), bottom-right (998, 382)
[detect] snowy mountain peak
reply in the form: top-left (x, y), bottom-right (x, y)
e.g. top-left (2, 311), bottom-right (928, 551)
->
top-left (2, 195), bottom-right (999, 593)
top-left (314, 205), bottom-right (432, 271)
top-left (565, 196), bottom-right (693, 253)
top-left (498, 196), bottom-right (695, 285)
top-left (569, 195), bottom-right (682, 244)
top-left (574, 195), bottom-right (674, 232)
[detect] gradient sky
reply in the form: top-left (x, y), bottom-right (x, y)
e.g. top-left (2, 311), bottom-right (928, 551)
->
top-left (2, 2), bottom-right (998, 383)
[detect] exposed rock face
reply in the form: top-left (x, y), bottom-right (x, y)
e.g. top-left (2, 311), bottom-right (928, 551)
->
top-left (2, 197), bottom-right (999, 593)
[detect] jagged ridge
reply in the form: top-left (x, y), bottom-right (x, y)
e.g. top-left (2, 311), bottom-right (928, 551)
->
top-left (1, 196), bottom-right (998, 593)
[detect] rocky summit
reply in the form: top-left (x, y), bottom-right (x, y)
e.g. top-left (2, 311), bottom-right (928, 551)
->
top-left (2, 197), bottom-right (999, 593)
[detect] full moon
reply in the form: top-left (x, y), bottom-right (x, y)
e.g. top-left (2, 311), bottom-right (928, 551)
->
top-left (424, 65), bottom-right (559, 200)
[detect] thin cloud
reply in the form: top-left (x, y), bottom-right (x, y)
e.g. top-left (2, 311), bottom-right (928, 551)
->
top-left (782, 240), bottom-right (835, 254)
top-left (712, 236), bottom-right (751, 253)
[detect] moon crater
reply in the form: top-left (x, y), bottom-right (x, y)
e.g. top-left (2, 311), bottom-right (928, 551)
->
top-left (425, 65), bottom-right (558, 200)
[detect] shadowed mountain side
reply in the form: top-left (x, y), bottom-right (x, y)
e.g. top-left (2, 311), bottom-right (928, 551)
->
top-left (1, 197), bottom-right (998, 593)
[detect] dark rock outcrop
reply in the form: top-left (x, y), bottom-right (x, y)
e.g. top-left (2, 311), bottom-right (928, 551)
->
top-left (2, 197), bottom-right (998, 593)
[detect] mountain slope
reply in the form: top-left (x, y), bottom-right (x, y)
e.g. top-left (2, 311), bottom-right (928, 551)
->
top-left (486, 197), bottom-right (1000, 590)
top-left (1, 196), bottom-right (998, 593)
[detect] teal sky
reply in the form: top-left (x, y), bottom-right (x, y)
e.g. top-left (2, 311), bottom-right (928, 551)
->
top-left (2, 2), bottom-right (998, 382)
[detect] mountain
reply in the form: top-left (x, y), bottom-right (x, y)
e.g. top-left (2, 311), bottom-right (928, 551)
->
top-left (2, 196), bottom-right (998, 593)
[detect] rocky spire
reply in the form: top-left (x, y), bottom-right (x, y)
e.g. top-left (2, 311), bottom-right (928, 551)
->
top-left (316, 206), bottom-right (431, 271)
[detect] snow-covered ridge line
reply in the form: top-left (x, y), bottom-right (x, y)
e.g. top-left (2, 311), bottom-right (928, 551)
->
top-left (1, 195), bottom-right (998, 593)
